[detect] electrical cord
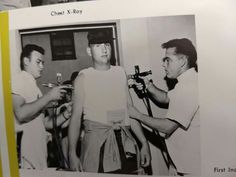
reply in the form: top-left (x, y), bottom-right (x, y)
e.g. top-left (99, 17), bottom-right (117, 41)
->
top-left (52, 104), bottom-right (69, 169)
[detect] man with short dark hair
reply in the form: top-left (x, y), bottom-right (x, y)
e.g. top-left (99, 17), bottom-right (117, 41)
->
top-left (68, 29), bottom-right (150, 174)
top-left (12, 44), bottom-right (72, 169)
top-left (129, 38), bottom-right (200, 175)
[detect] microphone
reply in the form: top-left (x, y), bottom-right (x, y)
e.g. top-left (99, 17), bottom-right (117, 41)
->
top-left (42, 73), bottom-right (62, 88)
top-left (56, 73), bottom-right (62, 85)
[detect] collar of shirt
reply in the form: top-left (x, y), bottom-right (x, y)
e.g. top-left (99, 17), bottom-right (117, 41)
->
top-left (21, 70), bottom-right (37, 84)
top-left (177, 68), bottom-right (197, 84)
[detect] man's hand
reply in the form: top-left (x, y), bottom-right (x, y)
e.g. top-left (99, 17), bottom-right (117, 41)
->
top-left (140, 141), bottom-right (151, 167)
top-left (69, 154), bottom-right (83, 171)
top-left (62, 102), bottom-right (73, 118)
top-left (134, 77), bottom-right (152, 91)
top-left (128, 106), bottom-right (142, 121)
top-left (47, 86), bottom-right (68, 101)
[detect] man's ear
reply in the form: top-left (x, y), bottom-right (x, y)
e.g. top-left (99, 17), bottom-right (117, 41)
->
top-left (23, 57), bottom-right (30, 67)
top-left (86, 47), bottom-right (92, 57)
top-left (180, 55), bottom-right (188, 68)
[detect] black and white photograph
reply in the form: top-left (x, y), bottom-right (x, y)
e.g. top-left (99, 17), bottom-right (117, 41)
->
top-left (9, 14), bottom-right (200, 176)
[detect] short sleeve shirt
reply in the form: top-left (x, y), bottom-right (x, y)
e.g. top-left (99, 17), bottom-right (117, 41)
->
top-left (12, 71), bottom-right (47, 169)
top-left (166, 68), bottom-right (200, 175)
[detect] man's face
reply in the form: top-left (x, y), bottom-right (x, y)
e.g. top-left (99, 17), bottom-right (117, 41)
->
top-left (162, 47), bottom-right (184, 79)
top-left (89, 43), bottom-right (112, 64)
top-left (25, 50), bottom-right (44, 79)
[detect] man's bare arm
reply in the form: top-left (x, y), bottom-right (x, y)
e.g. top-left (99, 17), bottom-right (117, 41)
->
top-left (12, 86), bottom-right (67, 124)
top-left (44, 102), bottom-right (72, 130)
top-left (129, 106), bottom-right (180, 138)
top-left (68, 73), bottom-right (84, 171)
top-left (126, 85), bottom-right (151, 167)
top-left (146, 81), bottom-right (169, 104)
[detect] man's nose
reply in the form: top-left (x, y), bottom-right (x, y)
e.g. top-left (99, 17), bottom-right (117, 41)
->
top-left (162, 61), bottom-right (167, 68)
top-left (39, 62), bottom-right (44, 69)
top-left (101, 44), bottom-right (107, 52)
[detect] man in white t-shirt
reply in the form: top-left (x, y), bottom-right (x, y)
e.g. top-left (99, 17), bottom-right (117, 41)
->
top-left (68, 29), bottom-right (151, 174)
top-left (129, 38), bottom-right (200, 176)
top-left (12, 44), bottom-right (72, 169)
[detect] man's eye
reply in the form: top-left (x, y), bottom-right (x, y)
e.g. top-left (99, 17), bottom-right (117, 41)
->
top-left (37, 61), bottom-right (44, 65)
top-left (166, 59), bottom-right (170, 63)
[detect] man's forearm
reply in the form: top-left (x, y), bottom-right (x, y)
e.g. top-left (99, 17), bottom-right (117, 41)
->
top-left (147, 83), bottom-right (169, 104)
top-left (137, 113), bottom-right (178, 136)
top-left (14, 94), bottom-right (51, 123)
top-left (130, 118), bottom-right (151, 167)
top-left (68, 116), bottom-right (81, 156)
top-left (130, 119), bottom-right (147, 144)
top-left (69, 73), bottom-right (84, 157)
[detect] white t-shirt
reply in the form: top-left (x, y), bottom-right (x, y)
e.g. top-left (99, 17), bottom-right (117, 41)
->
top-left (12, 71), bottom-right (47, 169)
top-left (166, 68), bottom-right (200, 175)
top-left (0, 0), bottom-right (31, 10)
top-left (80, 66), bottom-right (130, 126)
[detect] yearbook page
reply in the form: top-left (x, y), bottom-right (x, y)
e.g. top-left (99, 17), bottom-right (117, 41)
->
top-left (1, 0), bottom-right (236, 177)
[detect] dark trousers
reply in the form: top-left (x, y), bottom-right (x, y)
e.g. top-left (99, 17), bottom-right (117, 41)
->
top-left (98, 129), bottom-right (137, 174)
top-left (17, 132), bottom-right (23, 168)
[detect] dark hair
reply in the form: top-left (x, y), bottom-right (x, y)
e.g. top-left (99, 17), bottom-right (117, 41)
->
top-left (87, 29), bottom-right (117, 65)
top-left (162, 38), bottom-right (197, 70)
top-left (70, 71), bottom-right (79, 83)
top-left (87, 29), bottom-right (114, 45)
top-left (20, 44), bottom-right (45, 70)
